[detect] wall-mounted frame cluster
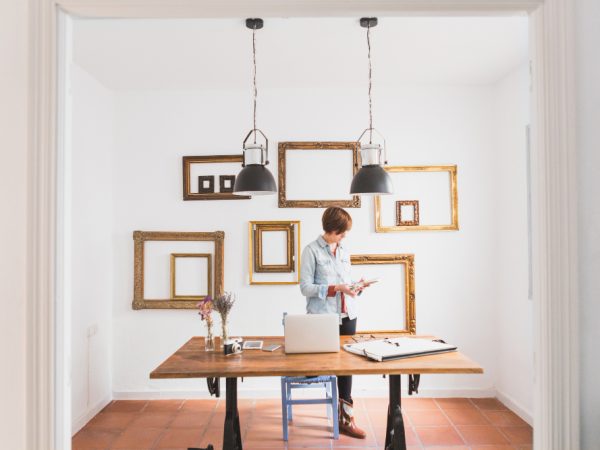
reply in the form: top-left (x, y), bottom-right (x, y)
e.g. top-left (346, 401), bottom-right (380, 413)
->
top-left (182, 155), bottom-right (250, 200)
top-left (278, 142), bottom-right (361, 208)
top-left (248, 220), bottom-right (301, 285)
top-left (132, 230), bottom-right (224, 310)
top-left (350, 254), bottom-right (415, 334)
top-left (169, 253), bottom-right (212, 300)
top-left (375, 165), bottom-right (458, 232)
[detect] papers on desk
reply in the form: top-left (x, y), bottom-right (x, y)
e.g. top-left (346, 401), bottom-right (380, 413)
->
top-left (343, 337), bottom-right (457, 362)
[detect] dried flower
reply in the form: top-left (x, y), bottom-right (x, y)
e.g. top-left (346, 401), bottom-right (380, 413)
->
top-left (212, 292), bottom-right (236, 317)
top-left (196, 295), bottom-right (213, 322)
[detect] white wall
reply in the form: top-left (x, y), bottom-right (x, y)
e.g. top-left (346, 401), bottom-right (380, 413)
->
top-left (576, 0), bottom-right (600, 448)
top-left (0, 0), bottom-right (28, 448)
top-left (106, 80), bottom-right (526, 398)
top-left (492, 64), bottom-right (533, 422)
top-left (70, 64), bottom-right (115, 431)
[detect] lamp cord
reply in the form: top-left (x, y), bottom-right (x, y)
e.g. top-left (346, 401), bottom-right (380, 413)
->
top-left (367, 23), bottom-right (373, 144)
top-left (252, 26), bottom-right (258, 144)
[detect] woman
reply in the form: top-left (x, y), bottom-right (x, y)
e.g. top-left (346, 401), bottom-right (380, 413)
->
top-left (299, 206), bottom-right (370, 439)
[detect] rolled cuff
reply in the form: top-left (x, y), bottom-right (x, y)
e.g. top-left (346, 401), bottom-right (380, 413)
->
top-left (327, 285), bottom-right (336, 297)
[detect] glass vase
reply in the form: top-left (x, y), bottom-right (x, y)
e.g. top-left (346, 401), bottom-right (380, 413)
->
top-left (205, 326), bottom-right (215, 352)
top-left (221, 315), bottom-right (229, 343)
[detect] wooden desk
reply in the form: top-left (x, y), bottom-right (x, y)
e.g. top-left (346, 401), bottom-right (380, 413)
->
top-left (150, 335), bottom-right (483, 450)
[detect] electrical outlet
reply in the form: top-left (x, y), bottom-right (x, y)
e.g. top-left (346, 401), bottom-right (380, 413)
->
top-left (87, 324), bottom-right (98, 338)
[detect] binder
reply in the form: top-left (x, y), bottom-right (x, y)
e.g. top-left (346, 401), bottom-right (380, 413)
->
top-left (343, 337), bottom-right (457, 362)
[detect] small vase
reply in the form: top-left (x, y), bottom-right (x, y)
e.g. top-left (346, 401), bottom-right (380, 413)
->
top-left (221, 316), bottom-right (229, 343)
top-left (205, 324), bottom-right (215, 351)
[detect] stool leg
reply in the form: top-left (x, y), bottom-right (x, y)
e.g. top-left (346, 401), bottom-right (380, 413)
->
top-left (326, 381), bottom-right (332, 420)
top-left (281, 378), bottom-right (288, 441)
top-left (287, 383), bottom-right (293, 422)
top-left (331, 378), bottom-right (339, 440)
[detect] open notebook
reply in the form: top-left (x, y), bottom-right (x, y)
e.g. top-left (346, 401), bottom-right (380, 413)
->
top-left (343, 337), bottom-right (457, 362)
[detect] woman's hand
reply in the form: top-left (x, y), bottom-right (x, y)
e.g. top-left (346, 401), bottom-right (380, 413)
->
top-left (335, 284), bottom-right (357, 298)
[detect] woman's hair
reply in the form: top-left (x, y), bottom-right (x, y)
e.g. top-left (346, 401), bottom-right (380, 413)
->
top-left (322, 207), bottom-right (352, 235)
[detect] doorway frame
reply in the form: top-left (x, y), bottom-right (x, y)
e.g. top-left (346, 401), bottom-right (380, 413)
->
top-left (28, 1), bottom-right (578, 449)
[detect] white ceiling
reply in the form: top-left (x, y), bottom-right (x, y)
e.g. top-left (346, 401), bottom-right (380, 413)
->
top-left (73, 16), bottom-right (528, 90)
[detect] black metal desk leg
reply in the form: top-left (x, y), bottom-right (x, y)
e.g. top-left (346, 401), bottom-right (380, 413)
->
top-left (223, 377), bottom-right (243, 450)
top-left (384, 375), bottom-right (407, 450)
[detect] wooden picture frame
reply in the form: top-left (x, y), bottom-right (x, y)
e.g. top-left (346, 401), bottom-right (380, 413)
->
top-left (253, 223), bottom-right (295, 273)
top-left (182, 155), bottom-right (250, 200)
top-left (197, 176), bottom-right (215, 193)
top-left (219, 175), bottom-right (236, 193)
top-left (248, 221), bottom-right (301, 285)
top-left (375, 165), bottom-right (459, 232)
top-left (169, 253), bottom-right (212, 300)
top-left (396, 200), bottom-right (420, 226)
top-left (132, 230), bottom-right (224, 310)
top-left (350, 254), bottom-right (416, 334)
top-left (278, 142), bottom-right (361, 208)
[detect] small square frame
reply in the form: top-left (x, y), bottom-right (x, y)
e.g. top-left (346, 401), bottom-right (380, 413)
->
top-left (396, 200), bottom-right (420, 226)
top-left (248, 221), bottom-right (301, 285)
top-left (350, 254), bottom-right (416, 334)
top-left (132, 230), bottom-right (224, 310)
top-left (219, 175), bottom-right (236, 193)
top-left (198, 176), bottom-right (215, 193)
top-left (170, 253), bottom-right (212, 300)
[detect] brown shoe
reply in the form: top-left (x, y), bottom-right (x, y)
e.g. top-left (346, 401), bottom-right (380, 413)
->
top-left (338, 398), bottom-right (367, 439)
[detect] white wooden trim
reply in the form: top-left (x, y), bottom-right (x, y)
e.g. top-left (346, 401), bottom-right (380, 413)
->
top-left (496, 390), bottom-right (533, 427)
top-left (28, 1), bottom-right (578, 450)
top-left (530, 1), bottom-right (579, 449)
top-left (71, 395), bottom-right (112, 436)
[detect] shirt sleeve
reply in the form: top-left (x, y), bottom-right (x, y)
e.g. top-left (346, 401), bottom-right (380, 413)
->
top-left (299, 246), bottom-right (329, 300)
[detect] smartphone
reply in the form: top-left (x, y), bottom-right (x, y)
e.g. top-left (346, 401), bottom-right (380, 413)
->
top-left (262, 344), bottom-right (281, 352)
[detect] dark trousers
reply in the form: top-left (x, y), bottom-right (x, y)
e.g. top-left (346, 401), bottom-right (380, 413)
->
top-left (338, 317), bottom-right (357, 403)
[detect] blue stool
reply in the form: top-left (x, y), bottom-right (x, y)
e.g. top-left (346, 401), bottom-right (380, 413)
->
top-left (280, 375), bottom-right (339, 441)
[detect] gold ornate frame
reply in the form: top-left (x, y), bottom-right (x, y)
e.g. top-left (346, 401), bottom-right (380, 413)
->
top-left (278, 142), bottom-right (361, 208)
top-left (253, 223), bottom-right (295, 273)
top-left (375, 165), bottom-right (459, 232)
top-left (350, 254), bottom-right (416, 334)
top-left (396, 200), bottom-right (420, 226)
top-left (169, 253), bottom-right (212, 300)
top-left (132, 231), bottom-right (224, 309)
top-left (182, 155), bottom-right (250, 200)
top-left (248, 221), bottom-right (301, 285)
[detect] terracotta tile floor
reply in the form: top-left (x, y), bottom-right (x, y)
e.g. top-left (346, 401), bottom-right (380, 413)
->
top-left (72, 397), bottom-right (533, 450)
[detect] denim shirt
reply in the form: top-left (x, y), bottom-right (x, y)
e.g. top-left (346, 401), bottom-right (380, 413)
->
top-left (299, 235), bottom-right (357, 320)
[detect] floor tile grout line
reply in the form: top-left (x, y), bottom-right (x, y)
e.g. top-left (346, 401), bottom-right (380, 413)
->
top-left (433, 398), bottom-right (469, 447)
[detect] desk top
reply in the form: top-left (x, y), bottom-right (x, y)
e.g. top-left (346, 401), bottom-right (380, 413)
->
top-left (150, 336), bottom-right (483, 379)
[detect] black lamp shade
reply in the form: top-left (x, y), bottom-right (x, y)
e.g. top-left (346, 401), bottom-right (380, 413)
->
top-left (350, 165), bottom-right (394, 195)
top-left (233, 164), bottom-right (277, 196)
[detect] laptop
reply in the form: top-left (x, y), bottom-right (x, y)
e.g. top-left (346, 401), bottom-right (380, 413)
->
top-left (284, 314), bottom-right (340, 354)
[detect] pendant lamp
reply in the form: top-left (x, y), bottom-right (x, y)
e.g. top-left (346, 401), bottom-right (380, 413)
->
top-left (233, 18), bottom-right (277, 196)
top-left (350, 17), bottom-right (394, 196)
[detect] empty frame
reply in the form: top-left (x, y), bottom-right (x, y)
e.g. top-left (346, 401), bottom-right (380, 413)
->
top-left (350, 254), bottom-right (415, 334)
top-left (170, 253), bottom-right (212, 300)
top-left (132, 231), bottom-right (224, 310)
top-left (375, 166), bottom-right (458, 232)
top-left (249, 221), bottom-right (301, 285)
top-left (278, 142), bottom-right (361, 208)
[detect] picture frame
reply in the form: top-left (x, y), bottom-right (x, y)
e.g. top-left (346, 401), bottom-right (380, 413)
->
top-left (396, 200), bottom-right (420, 226)
top-left (248, 220), bottom-right (301, 285)
top-left (219, 175), bottom-right (236, 193)
top-left (375, 165), bottom-right (459, 232)
top-left (132, 230), bottom-right (224, 310)
top-left (169, 253), bottom-right (212, 300)
top-left (278, 142), bottom-right (361, 208)
top-left (197, 175), bottom-right (215, 194)
top-left (350, 254), bottom-right (416, 334)
top-left (253, 222), bottom-right (295, 273)
top-left (182, 155), bottom-right (250, 200)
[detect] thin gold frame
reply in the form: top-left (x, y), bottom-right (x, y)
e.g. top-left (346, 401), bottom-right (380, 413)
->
top-left (169, 253), bottom-right (212, 300)
top-left (375, 165), bottom-right (459, 232)
top-left (350, 254), bottom-right (416, 334)
top-left (132, 230), bottom-right (224, 310)
top-left (182, 155), bottom-right (250, 200)
top-left (253, 223), bottom-right (295, 273)
top-left (248, 221), bottom-right (301, 285)
top-left (278, 142), bottom-right (361, 208)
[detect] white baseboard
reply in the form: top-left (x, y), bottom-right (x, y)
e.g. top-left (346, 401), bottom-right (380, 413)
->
top-left (113, 387), bottom-right (496, 400)
top-left (72, 395), bottom-right (112, 435)
top-left (495, 390), bottom-right (533, 426)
